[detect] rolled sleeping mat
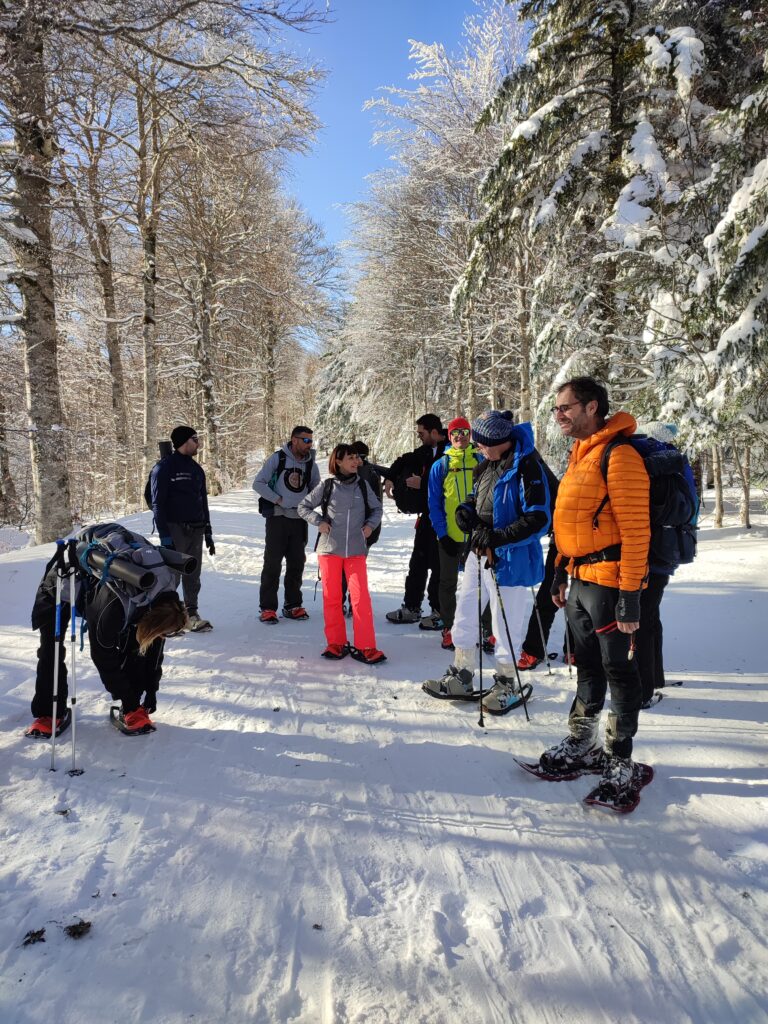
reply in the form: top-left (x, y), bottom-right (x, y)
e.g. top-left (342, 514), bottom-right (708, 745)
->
top-left (158, 440), bottom-right (173, 459)
top-left (157, 546), bottom-right (198, 575)
top-left (77, 543), bottom-right (155, 590)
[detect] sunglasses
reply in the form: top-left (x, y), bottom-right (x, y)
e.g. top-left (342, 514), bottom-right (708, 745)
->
top-left (296, 437), bottom-right (313, 444)
top-left (450, 428), bottom-right (470, 438)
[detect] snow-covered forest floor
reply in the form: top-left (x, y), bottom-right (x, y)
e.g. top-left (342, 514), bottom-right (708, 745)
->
top-left (1, 490), bottom-right (767, 1024)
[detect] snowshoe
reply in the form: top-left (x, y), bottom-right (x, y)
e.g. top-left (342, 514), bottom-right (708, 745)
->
top-left (482, 632), bottom-right (496, 655)
top-left (259, 610), bottom-right (279, 624)
top-left (516, 651), bottom-right (542, 671)
top-left (514, 757), bottom-right (604, 782)
top-left (282, 606), bottom-right (309, 621)
top-left (535, 720), bottom-right (604, 778)
top-left (419, 610), bottom-right (444, 631)
top-left (25, 708), bottom-right (71, 739)
top-left (386, 604), bottom-right (421, 624)
top-left (441, 628), bottom-right (455, 651)
top-left (584, 758), bottom-right (654, 813)
top-left (349, 646), bottom-right (387, 665)
top-left (481, 674), bottom-right (533, 716)
top-left (110, 706), bottom-right (156, 735)
top-left (422, 665), bottom-right (479, 701)
top-left (321, 643), bottom-right (349, 660)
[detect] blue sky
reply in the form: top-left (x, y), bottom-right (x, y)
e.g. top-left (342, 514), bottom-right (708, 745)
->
top-left (287, 0), bottom-right (477, 248)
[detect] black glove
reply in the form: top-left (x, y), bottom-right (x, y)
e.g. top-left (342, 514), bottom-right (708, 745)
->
top-left (205, 533), bottom-right (215, 556)
top-left (439, 535), bottom-right (460, 557)
top-left (616, 589), bottom-right (641, 623)
top-left (455, 502), bottom-right (478, 533)
top-left (472, 525), bottom-right (493, 553)
top-left (160, 536), bottom-right (175, 550)
top-left (142, 689), bottom-right (158, 714)
top-left (551, 564), bottom-right (568, 597)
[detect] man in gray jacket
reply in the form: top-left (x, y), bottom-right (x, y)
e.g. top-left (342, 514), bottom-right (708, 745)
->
top-left (252, 425), bottom-right (321, 623)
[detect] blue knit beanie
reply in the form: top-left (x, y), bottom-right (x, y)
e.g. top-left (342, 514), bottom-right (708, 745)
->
top-left (471, 410), bottom-right (516, 446)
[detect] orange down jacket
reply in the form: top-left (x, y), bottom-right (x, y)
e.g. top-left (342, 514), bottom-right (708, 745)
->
top-left (553, 411), bottom-right (650, 591)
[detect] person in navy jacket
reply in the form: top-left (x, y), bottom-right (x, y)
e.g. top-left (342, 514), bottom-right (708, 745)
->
top-left (150, 425), bottom-right (213, 632)
top-left (424, 411), bottom-right (550, 714)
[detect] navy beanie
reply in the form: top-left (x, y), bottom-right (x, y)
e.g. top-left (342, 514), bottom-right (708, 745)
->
top-left (171, 425), bottom-right (197, 450)
top-left (471, 410), bottom-right (516, 446)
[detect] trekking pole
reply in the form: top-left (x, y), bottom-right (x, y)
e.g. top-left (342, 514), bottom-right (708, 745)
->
top-left (477, 551), bottom-right (485, 729)
top-left (530, 587), bottom-right (553, 677)
top-left (564, 606), bottom-right (573, 677)
top-left (66, 540), bottom-right (84, 776)
top-left (488, 561), bottom-right (531, 723)
top-left (48, 541), bottom-right (66, 772)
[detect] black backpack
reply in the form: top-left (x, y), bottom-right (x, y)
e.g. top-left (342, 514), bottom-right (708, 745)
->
top-left (258, 450), bottom-right (314, 518)
top-left (595, 435), bottom-right (699, 569)
top-left (392, 451), bottom-right (427, 515)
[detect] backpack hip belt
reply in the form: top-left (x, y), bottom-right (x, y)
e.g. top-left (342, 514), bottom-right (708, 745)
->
top-left (572, 543), bottom-right (622, 568)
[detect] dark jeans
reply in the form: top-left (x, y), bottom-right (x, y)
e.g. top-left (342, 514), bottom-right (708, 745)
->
top-left (31, 611), bottom-right (70, 719)
top-left (521, 541), bottom-right (574, 659)
top-left (168, 522), bottom-right (205, 614)
top-left (636, 572), bottom-right (670, 703)
top-left (260, 515), bottom-right (308, 611)
top-left (403, 515), bottom-right (440, 612)
top-left (567, 578), bottom-right (642, 759)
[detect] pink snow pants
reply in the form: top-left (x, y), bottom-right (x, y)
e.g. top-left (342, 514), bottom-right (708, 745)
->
top-left (319, 554), bottom-right (376, 650)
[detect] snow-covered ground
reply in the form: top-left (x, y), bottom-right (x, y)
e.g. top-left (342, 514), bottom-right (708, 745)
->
top-left (1, 491), bottom-right (766, 1024)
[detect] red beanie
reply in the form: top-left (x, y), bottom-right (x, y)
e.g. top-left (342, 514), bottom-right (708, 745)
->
top-left (447, 417), bottom-right (471, 435)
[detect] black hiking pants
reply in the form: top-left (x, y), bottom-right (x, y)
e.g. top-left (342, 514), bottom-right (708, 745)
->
top-left (260, 516), bottom-right (308, 612)
top-left (521, 541), bottom-right (575, 659)
top-left (403, 514), bottom-right (440, 613)
top-left (168, 522), bottom-right (205, 614)
top-left (567, 578), bottom-right (642, 759)
top-left (31, 610), bottom-right (71, 719)
top-left (636, 572), bottom-right (670, 702)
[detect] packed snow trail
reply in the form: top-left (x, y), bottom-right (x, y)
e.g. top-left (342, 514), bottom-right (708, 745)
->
top-left (0, 491), bottom-right (766, 1024)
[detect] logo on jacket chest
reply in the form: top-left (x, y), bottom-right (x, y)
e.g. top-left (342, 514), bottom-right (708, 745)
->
top-left (284, 468), bottom-right (306, 493)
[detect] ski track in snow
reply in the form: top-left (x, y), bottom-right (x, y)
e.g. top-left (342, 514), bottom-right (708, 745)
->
top-left (0, 490), bottom-right (766, 1024)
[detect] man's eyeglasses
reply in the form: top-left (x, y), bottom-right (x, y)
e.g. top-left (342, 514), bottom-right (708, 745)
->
top-left (551, 402), bottom-right (583, 416)
top-left (450, 428), bottom-right (470, 438)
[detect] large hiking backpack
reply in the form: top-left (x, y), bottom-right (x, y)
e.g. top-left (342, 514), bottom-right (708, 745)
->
top-left (77, 523), bottom-right (180, 624)
top-left (258, 450), bottom-right (315, 518)
top-left (392, 452), bottom-right (427, 515)
top-left (595, 435), bottom-right (699, 570)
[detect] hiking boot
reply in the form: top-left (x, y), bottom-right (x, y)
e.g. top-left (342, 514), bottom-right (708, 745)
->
top-left (441, 628), bottom-right (455, 651)
top-left (482, 673), bottom-right (533, 715)
top-left (322, 643), bottom-right (349, 660)
top-left (563, 652), bottom-right (576, 667)
top-left (283, 606), bottom-right (309, 620)
top-left (25, 708), bottom-right (71, 739)
top-left (540, 731), bottom-right (603, 774)
top-left (482, 632), bottom-right (496, 655)
top-left (422, 665), bottom-right (478, 701)
top-left (349, 646), bottom-right (387, 665)
top-left (119, 707), bottom-right (155, 735)
top-left (516, 650), bottom-right (542, 671)
top-left (419, 610), bottom-right (444, 631)
top-left (386, 604), bottom-right (421, 624)
top-left (188, 613), bottom-right (213, 632)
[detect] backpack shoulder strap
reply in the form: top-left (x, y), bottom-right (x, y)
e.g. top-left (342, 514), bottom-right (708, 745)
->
top-left (593, 437), bottom-right (633, 529)
top-left (320, 477), bottom-right (334, 518)
top-left (358, 478), bottom-right (372, 519)
top-left (303, 454), bottom-right (314, 490)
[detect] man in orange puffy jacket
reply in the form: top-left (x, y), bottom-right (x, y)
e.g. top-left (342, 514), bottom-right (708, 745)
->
top-left (540, 377), bottom-right (650, 806)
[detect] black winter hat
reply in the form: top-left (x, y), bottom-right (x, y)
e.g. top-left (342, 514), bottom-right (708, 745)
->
top-left (171, 425), bottom-right (197, 449)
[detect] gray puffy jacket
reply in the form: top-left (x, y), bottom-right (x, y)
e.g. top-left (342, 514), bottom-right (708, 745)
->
top-left (299, 475), bottom-right (382, 557)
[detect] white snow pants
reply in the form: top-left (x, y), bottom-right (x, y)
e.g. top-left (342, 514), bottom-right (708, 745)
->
top-left (451, 550), bottom-right (529, 671)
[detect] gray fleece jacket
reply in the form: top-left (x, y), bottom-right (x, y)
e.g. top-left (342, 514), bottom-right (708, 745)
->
top-left (252, 444), bottom-right (321, 519)
top-left (299, 474), bottom-right (382, 557)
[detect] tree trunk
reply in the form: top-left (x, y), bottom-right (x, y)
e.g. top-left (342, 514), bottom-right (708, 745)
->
top-left (136, 83), bottom-right (161, 480)
top-left (195, 265), bottom-right (225, 494)
top-left (2, 12), bottom-right (72, 542)
top-left (0, 389), bottom-right (19, 523)
top-left (711, 444), bottom-right (724, 528)
top-left (733, 445), bottom-right (751, 529)
top-left (263, 312), bottom-right (278, 454)
top-left (463, 313), bottom-right (477, 419)
top-left (455, 344), bottom-right (465, 417)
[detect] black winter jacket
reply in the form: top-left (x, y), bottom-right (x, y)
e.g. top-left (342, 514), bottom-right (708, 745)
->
top-left (150, 452), bottom-right (210, 538)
